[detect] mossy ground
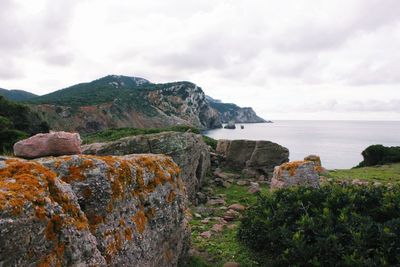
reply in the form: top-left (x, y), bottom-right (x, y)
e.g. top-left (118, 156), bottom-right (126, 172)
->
top-left (327, 163), bottom-right (400, 183)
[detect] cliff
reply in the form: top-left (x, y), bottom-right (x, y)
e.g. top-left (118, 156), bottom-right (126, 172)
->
top-left (26, 75), bottom-right (222, 133)
top-left (0, 154), bottom-right (189, 266)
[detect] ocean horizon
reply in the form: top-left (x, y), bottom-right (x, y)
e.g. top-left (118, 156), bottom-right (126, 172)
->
top-left (204, 120), bottom-right (400, 169)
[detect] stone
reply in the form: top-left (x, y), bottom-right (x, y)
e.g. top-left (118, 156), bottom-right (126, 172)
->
top-left (0, 154), bottom-right (190, 266)
top-left (211, 224), bottom-right (224, 233)
top-left (223, 262), bottom-right (240, 267)
top-left (216, 139), bottom-right (289, 177)
top-left (224, 121), bottom-right (236, 129)
top-left (248, 182), bottom-right (261, 194)
top-left (271, 161), bottom-right (320, 190)
top-left (201, 218), bottom-right (211, 224)
top-left (351, 179), bottom-right (368, 186)
top-left (207, 198), bottom-right (226, 206)
top-left (82, 131), bottom-right (211, 203)
top-left (194, 213), bottom-right (202, 219)
top-left (228, 204), bottom-right (246, 212)
top-left (304, 155), bottom-right (322, 166)
top-left (237, 180), bottom-right (249, 186)
top-left (222, 181), bottom-right (232, 188)
top-left (196, 191), bottom-right (208, 204)
top-left (223, 209), bottom-right (240, 221)
top-left (13, 131), bottom-right (82, 159)
top-left (200, 231), bottom-right (212, 239)
top-left (214, 178), bottom-right (225, 186)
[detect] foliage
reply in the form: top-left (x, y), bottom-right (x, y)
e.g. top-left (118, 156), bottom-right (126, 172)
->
top-left (185, 256), bottom-right (213, 267)
top-left (0, 88), bottom-right (37, 101)
top-left (358, 145), bottom-right (400, 167)
top-left (202, 135), bottom-right (218, 150)
top-left (328, 163), bottom-right (400, 183)
top-left (82, 125), bottom-right (201, 144)
top-left (238, 184), bottom-right (400, 266)
top-left (0, 96), bottom-right (49, 153)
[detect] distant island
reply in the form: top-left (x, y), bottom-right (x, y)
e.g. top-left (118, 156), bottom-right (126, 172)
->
top-left (0, 75), bottom-right (268, 133)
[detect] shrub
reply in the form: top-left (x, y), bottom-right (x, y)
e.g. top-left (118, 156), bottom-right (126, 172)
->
top-left (358, 145), bottom-right (400, 167)
top-left (238, 185), bottom-right (400, 266)
top-left (202, 135), bottom-right (217, 150)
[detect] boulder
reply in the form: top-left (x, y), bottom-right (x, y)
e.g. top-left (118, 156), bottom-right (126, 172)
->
top-left (217, 139), bottom-right (289, 178)
top-left (0, 154), bottom-right (189, 266)
top-left (224, 121), bottom-right (236, 129)
top-left (304, 155), bottom-right (322, 166)
top-left (13, 131), bottom-right (81, 159)
top-left (270, 161), bottom-right (320, 190)
top-left (82, 131), bottom-right (210, 203)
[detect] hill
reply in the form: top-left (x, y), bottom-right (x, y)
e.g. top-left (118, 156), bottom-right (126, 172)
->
top-left (0, 88), bottom-right (37, 101)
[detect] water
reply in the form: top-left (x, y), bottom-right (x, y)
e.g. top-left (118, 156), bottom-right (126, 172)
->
top-left (204, 120), bottom-right (400, 169)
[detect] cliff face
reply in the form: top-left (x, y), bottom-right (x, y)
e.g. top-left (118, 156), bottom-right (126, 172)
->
top-left (0, 154), bottom-right (189, 266)
top-left (27, 76), bottom-right (222, 133)
top-left (207, 97), bottom-right (267, 123)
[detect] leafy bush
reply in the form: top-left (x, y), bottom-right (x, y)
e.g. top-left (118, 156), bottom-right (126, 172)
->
top-left (82, 125), bottom-right (201, 144)
top-left (0, 96), bottom-right (49, 153)
top-left (358, 144), bottom-right (400, 167)
top-left (202, 135), bottom-right (217, 150)
top-left (238, 185), bottom-right (400, 266)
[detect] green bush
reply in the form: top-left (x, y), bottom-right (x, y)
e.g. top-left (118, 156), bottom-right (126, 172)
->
top-left (202, 135), bottom-right (217, 150)
top-left (238, 185), bottom-right (400, 266)
top-left (358, 145), bottom-right (400, 167)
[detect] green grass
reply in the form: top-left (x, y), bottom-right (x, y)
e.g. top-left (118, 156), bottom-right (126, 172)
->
top-left (82, 125), bottom-right (200, 144)
top-left (189, 184), bottom-right (269, 266)
top-left (328, 163), bottom-right (400, 183)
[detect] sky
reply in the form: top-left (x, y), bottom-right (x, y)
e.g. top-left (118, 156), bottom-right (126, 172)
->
top-left (1, 0), bottom-right (399, 120)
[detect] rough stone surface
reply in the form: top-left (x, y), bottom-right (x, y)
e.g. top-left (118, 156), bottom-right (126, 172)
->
top-left (304, 155), bottom-right (322, 166)
top-left (82, 131), bottom-right (210, 203)
top-left (216, 139), bottom-right (289, 178)
top-left (0, 154), bottom-right (189, 266)
top-left (271, 161), bottom-right (320, 190)
top-left (13, 131), bottom-right (82, 159)
top-left (224, 121), bottom-right (236, 129)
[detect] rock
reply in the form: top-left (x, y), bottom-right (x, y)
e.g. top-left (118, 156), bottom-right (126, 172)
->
top-left (223, 209), bottom-right (240, 221)
top-left (200, 231), bottom-right (212, 239)
top-left (13, 131), bottom-right (82, 159)
top-left (216, 140), bottom-right (289, 177)
top-left (211, 224), bottom-right (224, 233)
top-left (196, 192), bottom-right (208, 204)
top-left (201, 218), bottom-right (211, 224)
top-left (237, 180), bottom-right (249, 186)
top-left (214, 178), bottom-right (225, 186)
top-left (0, 154), bottom-right (190, 266)
top-left (223, 262), bottom-right (241, 267)
top-left (228, 204), bottom-right (246, 212)
top-left (351, 179), bottom-right (368, 186)
top-left (194, 213), bottom-right (202, 219)
top-left (214, 171), bottom-right (241, 180)
top-left (224, 121), bottom-right (236, 129)
top-left (196, 206), bottom-right (214, 217)
top-left (271, 161), bottom-right (320, 189)
top-left (304, 155), bottom-right (322, 166)
top-left (207, 198), bottom-right (226, 206)
top-left (222, 181), bottom-right (232, 188)
top-left (248, 182), bottom-right (261, 194)
top-left (82, 131), bottom-right (210, 203)
top-left (0, 158), bottom-right (105, 266)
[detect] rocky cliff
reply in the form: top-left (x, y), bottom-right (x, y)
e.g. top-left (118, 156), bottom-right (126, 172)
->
top-left (0, 154), bottom-right (189, 266)
top-left (82, 131), bottom-right (210, 203)
top-left (26, 75), bottom-right (222, 133)
top-left (207, 96), bottom-right (267, 123)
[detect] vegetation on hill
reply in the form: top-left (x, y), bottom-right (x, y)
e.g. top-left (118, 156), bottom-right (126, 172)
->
top-left (328, 163), bottom-right (400, 183)
top-left (238, 184), bottom-right (400, 266)
top-left (357, 144), bottom-right (400, 167)
top-left (0, 96), bottom-right (49, 153)
top-left (0, 88), bottom-right (37, 101)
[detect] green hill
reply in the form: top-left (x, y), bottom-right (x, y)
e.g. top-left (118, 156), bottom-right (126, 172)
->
top-left (0, 88), bottom-right (37, 101)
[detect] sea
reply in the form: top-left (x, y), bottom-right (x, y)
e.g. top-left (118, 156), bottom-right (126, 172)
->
top-left (203, 120), bottom-right (400, 170)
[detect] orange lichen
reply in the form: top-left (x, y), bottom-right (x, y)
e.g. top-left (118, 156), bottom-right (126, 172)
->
top-left (132, 209), bottom-right (148, 234)
top-left (124, 227), bottom-right (133, 241)
top-left (279, 161), bottom-right (306, 176)
top-left (167, 190), bottom-right (176, 203)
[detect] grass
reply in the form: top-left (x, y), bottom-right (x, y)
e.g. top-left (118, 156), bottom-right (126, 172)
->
top-left (327, 163), bottom-right (400, 183)
top-left (81, 125), bottom-right (200, 144)
top-left (189, 184), bottom-right (269, 267)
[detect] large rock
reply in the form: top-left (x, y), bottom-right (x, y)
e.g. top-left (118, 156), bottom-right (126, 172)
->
top-left (216, 139), bottom-right (289, 178)
top-left (13, 131), bottom-right (81, 159)
top-left (0, 154), bottom-right (189, 266)
top-left (82, 131), bottom-right (210, 203)
top-left (270, 161), bottom-right (320, 189)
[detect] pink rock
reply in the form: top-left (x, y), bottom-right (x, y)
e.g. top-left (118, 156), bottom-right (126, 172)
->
top-left (207, 198), bottom-right (226, 206)
top-left (13, 131), bottom-right (82, 159)
top-left (211, 224), bottom-right (224, 233)
top-left (223, 209), bottom-right (240, 221)
top-left (228, 204), bottom-right (246, 211)
top-left (200, 231), bottom-right (212, 239)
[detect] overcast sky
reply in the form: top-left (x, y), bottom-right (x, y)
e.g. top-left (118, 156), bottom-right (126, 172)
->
top-left (1, 0), bottom-right (399, 120)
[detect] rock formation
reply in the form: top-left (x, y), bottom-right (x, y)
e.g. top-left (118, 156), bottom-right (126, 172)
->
top-left (82, 131), bottom-right (210, 203)
top-left (270, 161), bottom-right (320, 189)
top-left (216, 139), bottom-right (289, 178)
top-left (224, 121), bottom-right (236, 129)
top-left (0, 154), bottom-right (189, 266)
top-left (13, 131), bottom-right (82, 158)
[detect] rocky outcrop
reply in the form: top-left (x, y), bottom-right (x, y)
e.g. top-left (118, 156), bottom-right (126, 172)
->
top-left (304, 155), bottom-right (322, 166)
top-left (0, 154), bottom-right (189, 266)
top-left (270, 161), bottom-right (320, 189)
top-left (13, 131), bottom-right (82, 158)
top-left (216, 139), bottom-right (289, 178)
top-left (82, 132), bottom-right (210, 203)
top-left (224, 121), bottom-right (236, 129)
